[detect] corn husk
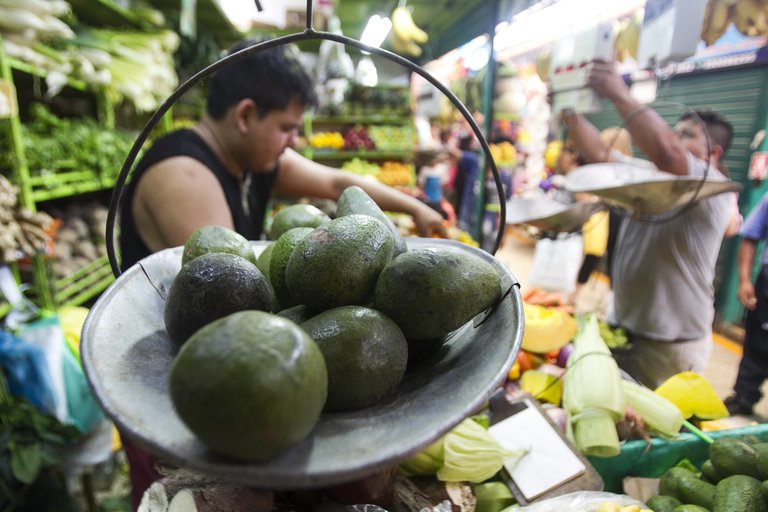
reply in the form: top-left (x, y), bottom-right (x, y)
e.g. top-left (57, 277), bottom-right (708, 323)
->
top-left (622, 379), bottom-right (684, 438)
top-left (563, 314), bottom-right (624, 457)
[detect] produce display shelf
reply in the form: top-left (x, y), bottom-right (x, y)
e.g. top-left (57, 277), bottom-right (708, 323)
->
top-left (8, 58), bottom-right (89, 92)
top-left (31, 173), bottom-right (116, 203)
top-left (307, 149), bottom-right (413, 160)
top-left (56, 256), bottom-right (114, 307)
top-left (67, 0), bottom-right (145, 28)
top-left (311, 115), bottom-right (413, 125)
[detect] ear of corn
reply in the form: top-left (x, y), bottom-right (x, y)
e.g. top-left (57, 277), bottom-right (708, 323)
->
top-left (563, 314), bottom-right (624, 457)
top-left (622, 379), bottom-right (684, 438)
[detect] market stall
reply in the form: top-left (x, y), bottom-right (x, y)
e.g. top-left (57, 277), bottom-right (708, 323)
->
top-left (5, 1), bottom-right (768, 511)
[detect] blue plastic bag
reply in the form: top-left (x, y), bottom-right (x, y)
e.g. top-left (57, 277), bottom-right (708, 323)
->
top-left (0, 329), bottom-right (58, 415)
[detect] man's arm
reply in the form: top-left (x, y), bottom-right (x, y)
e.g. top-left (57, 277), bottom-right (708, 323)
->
top-left (737, 238), bottom-right (758, 310)
top-left (561, 110), bottom-right (612, 163)
top-left (133, 157), bottom-right (234, 251)
top-left (586, 59), bottom-right (690, 175)
top-left (275, 149), bottom-right (448, 237)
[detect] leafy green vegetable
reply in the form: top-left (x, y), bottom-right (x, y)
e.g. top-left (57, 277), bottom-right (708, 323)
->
top-left (0, 103), bottom-right (137, 180)
top-left (0, 366), bottom-right (81, 507)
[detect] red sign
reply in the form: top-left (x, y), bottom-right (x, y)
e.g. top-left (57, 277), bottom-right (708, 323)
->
top-left (748, 152), bottom-right (768, 181)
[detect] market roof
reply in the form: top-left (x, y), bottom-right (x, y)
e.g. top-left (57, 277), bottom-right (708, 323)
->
top-left (248, 0), bottom-right (505, 63)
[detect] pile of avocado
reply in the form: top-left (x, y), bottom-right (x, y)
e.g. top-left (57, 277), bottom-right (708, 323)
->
top-left (647, 436), bottom-right (768, 512)
top-left (163, 186), bottom-right (503, 462)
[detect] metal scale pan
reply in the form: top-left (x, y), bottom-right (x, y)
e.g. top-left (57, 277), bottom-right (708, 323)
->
top-left (80, 4), bottom-right (523, 491)
top-left (506, 196), bottom-right (606, 234)
top-left (564, 162), bottom-right (742, 216)
top-left (81, 239), bottom-right (522, 489)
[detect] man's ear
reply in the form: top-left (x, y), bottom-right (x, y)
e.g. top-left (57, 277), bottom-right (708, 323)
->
top-left (233, 99), bottom-right (258, 134)
top-left (710, 143), bottom-right (724, 163)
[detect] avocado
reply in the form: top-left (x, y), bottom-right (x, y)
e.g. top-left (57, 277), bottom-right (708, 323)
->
top-left (700, 460), bottom-right (721, 484)
top-left (712, 474), bottom-right (765, 512)
top-left (269, 204), bottom-right (331, 240)
top-left (646, 495), bottom-right (682, 512)
top-left (181, 224), bottom-right (257, 266)
top-left (658, 466), bottom-right (715, 509)
top-left (163, 252), bottom-right (272, 345)
top-left (300, 306), bottom-right (407, 411)
top-left (672, 506), bottom-right (710, 512)
top-left (752, 442), bottom-right (768, 479)
top-left (709, 437), bottom-right (761, 479)
top-left (170, 311), bottom-right (327, 461)
top-left (374, 248), bottom-right (501, 340)
top-left (277, 304), bottom-right (314, 324)
top-left (256, 241), bottom-right (275, 279)
top-left (285, 214), bottom-right (394, 312)
top-left (336, 185), bottom-right (408, 256)
top-left (269, 227), bottom-right (314, 309)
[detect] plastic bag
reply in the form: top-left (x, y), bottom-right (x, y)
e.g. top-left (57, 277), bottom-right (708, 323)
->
top-left (15, 315), bottom-right (68, 422)
top-left (0, 329), bottom-right (58, 415)
top-left (529, 235), bottom-right (583, 294)
top-left (515, 491), bottom-right (647, 511)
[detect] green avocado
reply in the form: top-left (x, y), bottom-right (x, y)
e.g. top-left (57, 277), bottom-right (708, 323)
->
top-left (163, 252), bottom-right (272, 345)
top-left (269, 227), bottom-right (314, 309)
top-left (336, 185), bottom-right (408, 256)
top-left (374, 248), bottom-right (501, 340)
top-left (301, 306), bottom-right (407, 411)
top-left (181, 225), bottom-right (257, 266)
top-left (170, 311), bottom-right (327, 461)
top-left (269, 204), bottom-right (331, 241)
top-left (285, 214), bottom-right (394, 311)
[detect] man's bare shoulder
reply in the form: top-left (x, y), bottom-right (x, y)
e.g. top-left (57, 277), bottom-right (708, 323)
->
top-left (136, 156), bottom-right (222, 199)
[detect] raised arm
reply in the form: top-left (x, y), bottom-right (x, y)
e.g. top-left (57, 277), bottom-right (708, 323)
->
top-left (274, 149), bottom-right (448, 237)
top-left (586, 59), bottom-right (690, 175)
top-left (561, 110), bottom-right (612, 163)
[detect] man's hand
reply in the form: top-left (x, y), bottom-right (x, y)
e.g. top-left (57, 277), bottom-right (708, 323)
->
top-left (586, 59), bottom-right (630, 103)
top-left (738, 279), bottom-right (758, 310)
top-left (412, 206), bottom-right (448, 238)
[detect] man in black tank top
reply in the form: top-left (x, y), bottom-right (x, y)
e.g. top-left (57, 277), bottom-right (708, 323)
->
top-left (118, 38), bottom-right (447, 509)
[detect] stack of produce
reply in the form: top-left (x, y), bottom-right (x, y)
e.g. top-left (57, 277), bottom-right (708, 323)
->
top-left (377, 161), bottom-right (415, 187)
top-left (47, 201), bottom-right (108, 278)
top-left (308, 131), bottom-right (344, 150)
top-left (0, 0), bottom-right (75, 80)
top-left (343, 125), bottom-right (375, 151)
top-left (508, 301), bottom-right (686, 457)
top-left (0, 174), bottom-right (55, 263)
top-left (0, 103), bottom-right (136, 181)
top-left (162, 186), bottom-right (504, 462)
top-left (368, 125), bottom-right (412, 151)
top-left (73, 27), bottom-right (179, 111)
top-left (340, 157), bottom-right (380, 177)
top-left (649, 435), bottom-right (768, 511)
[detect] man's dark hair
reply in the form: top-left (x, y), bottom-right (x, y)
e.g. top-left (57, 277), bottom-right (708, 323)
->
top-left (679, 110), bottom-right (733, 156)
top-left (206, 38), bottom-right (318, 119)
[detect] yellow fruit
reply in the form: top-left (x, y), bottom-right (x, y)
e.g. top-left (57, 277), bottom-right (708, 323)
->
top-left (392, 6), bottom-right (428, 44)
top-left (521, 303), bottom-right (577, 353)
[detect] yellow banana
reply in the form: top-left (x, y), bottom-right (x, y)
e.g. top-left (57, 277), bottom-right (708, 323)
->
top-left (391, 32), bottom-right (422, 57)
top-left (392, 6), bottom-right (429, 44)
top-left (701, 0), bottom-right (734, 45)
top-left (623, 9), bottom-right (642, 59)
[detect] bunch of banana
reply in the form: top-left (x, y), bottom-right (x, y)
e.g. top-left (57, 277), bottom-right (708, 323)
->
top-left (390, 6), bottom-right (428, 57)
top-left (614, 9), bottom-right (642, 62)
top-left (700, 0), bottom-right (768, 46)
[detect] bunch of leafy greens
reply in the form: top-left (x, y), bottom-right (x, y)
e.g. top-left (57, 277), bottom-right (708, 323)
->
top-left (0, 366), bottom-right (80, 509)
top-left (0, 103), bottom-right (136, 179)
